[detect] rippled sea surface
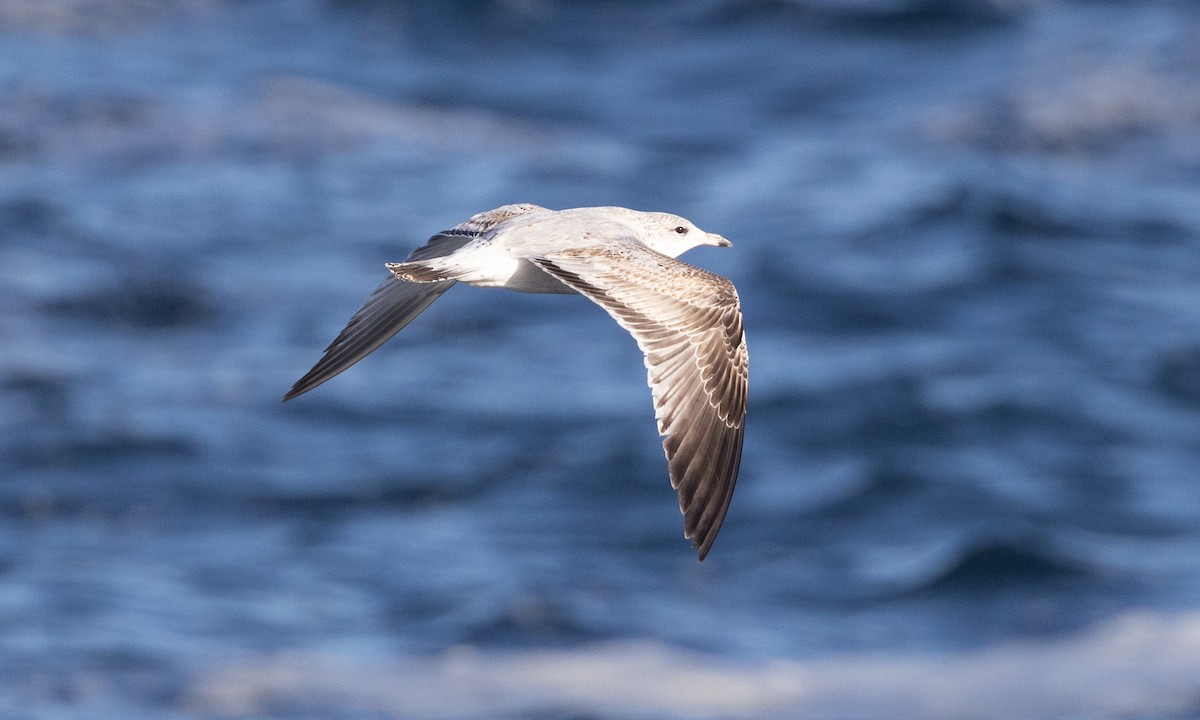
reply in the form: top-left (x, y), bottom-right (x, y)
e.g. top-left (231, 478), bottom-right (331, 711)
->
top-left (3, 1), bottom-right (1200, 718)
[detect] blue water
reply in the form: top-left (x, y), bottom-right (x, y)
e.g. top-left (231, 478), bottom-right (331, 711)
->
top-left (3, 1), bottom-right (1200, 717)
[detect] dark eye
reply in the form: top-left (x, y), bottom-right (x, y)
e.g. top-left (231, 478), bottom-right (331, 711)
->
top-left (674, 226), bottom-right (688, 234)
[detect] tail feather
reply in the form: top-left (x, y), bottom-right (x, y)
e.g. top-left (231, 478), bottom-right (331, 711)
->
top-left (386, 260), bottom-right (458, 283)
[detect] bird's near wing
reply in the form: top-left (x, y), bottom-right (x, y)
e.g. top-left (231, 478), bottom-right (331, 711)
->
top-left (284, 204), bottom-right (550, 400)
top-left (530, 242), bottom-right (748, 560)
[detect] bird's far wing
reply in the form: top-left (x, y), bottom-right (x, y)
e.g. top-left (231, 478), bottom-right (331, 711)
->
top-left (425, 203), bottom-right (551, 246)
top-left (284, 204), bottom-right (551, 400)
top-left (530, 242), bottom-right (748, 560)
top-left (283, 275), bottom-right (454, 400)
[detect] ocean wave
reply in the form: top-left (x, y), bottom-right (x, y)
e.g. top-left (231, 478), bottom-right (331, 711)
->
top-left (187, 610), bottom-right (1200, 720)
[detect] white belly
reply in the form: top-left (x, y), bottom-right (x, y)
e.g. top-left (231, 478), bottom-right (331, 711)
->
top-left (503, 260), bottom-right (578, 294)
top-left (452, 245), bottom-right (576, 295)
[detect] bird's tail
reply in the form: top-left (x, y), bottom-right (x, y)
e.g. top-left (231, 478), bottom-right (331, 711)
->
top-left (386, 259), bottom-right (459, 283)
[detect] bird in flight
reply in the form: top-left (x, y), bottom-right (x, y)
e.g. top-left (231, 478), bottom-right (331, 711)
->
top-left (285, 204), bottom-right (747, 560)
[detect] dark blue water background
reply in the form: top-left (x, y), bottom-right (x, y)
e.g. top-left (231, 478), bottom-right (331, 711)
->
top-left (2, 1), bottom-right (1200, 717)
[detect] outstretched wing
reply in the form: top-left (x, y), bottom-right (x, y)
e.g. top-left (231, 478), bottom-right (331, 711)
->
top-left (530, 242), bottom-right (748, 560)
top-left (283, 275), bottom-right (454, 400)
top-left (284, 204), bottom-right (550, 400)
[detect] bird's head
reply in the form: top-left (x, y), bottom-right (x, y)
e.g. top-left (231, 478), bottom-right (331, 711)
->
top-left (641, 212), bottom-right (732, 258)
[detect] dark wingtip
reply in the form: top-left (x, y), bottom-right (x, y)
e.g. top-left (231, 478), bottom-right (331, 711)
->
top-left (282, 374), bottom-right (319, 402)
top-left (282, 376), bottom-right (315, 402)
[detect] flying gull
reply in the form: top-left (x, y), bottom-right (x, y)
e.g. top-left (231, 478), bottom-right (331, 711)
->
top-left (285, 204), bottom-right (748, 560)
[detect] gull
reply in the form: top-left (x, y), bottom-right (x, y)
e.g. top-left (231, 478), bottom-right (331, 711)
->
top-left (285, 204), bottom-right (748, 560)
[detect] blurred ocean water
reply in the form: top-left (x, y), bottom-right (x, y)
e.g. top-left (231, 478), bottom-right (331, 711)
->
top-left (2, 0), bottom-right (1200, 717)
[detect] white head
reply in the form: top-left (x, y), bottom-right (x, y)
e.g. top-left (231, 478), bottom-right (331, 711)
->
top-left (636, 211), bottom-right (732, 258)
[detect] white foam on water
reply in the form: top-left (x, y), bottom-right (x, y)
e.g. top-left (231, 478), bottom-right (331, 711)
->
top-left (188, 609), bottom-right (1200, 720)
